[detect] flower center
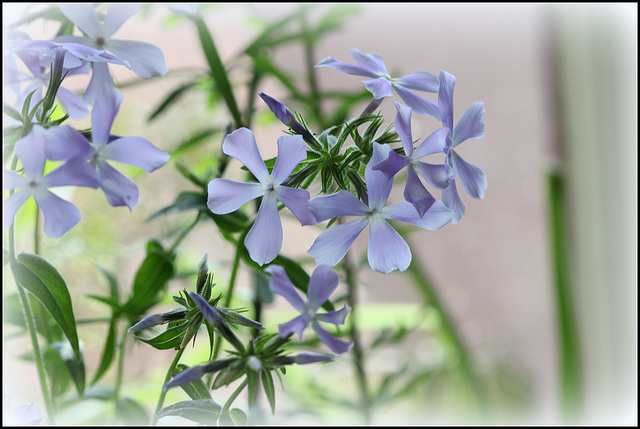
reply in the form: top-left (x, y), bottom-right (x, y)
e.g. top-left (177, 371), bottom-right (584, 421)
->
top-left (96, 37), bottom-right (106, 48)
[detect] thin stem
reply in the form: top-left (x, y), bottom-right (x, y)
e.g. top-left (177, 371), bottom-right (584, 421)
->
top-left (34, 203), bottom-right (40, 256)
top-left (221, 379), bottom-right (248, 415)
top-left (212, 241), bottom-right (243, 360)
top-left (169, 212), bottom-right (202, 254)
top-left (151, 346), bottom-right (186, 425)
top-left (114, 325), bottom-right (128, 402)
top-left (7, 155), bottom-right (55, 424)
top-left (341, 229), bottom-right (372, 424)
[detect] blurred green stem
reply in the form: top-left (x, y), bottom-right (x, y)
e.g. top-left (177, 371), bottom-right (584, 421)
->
top-left (114, 327), bottom-right (128, 402)
top-left (548, 170), bottom-right (581, 422)
top-left (151, 346), bottom-right (186, 425)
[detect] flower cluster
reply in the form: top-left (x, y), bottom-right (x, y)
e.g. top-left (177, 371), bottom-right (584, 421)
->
top-left (3, 4), bottom-right (170, 238)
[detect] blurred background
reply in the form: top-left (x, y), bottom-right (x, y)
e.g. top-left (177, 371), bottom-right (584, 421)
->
top-left (3, 3), bottom-right (636, 426)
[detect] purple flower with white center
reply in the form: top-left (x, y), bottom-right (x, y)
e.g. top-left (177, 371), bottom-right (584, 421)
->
top-left (3, 126), bottom-right (99, 238)
top-left (373, 101), bottom-right (451, 217)
top-left (265, 264), bottom-right (353, 354)
top-left (207, 127), bottom-right (317, 266)
top-left (308, 143), bottom-right (454, 274)
top-left (54, 4), bottom-right (167, 104)
top-left (316, 48), bottom-right (440, 119)
top-left (43, 87), bottom-right (171, 210)
top-left (438, 71), bottom-right (487, 224)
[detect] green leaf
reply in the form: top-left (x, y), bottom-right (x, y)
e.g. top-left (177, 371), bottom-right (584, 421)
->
top-left (3, 102), bottom-right (23, 122)
top-left (155, 399), bottom-right (221, 425)
top-left (229, 408), bottom-right (247, 426)
top-left (115, 397), bottom-right (149, 425)
top-left (247, 369), bottom-right (258, 408)
top-left (148, 81), bottom-right (198, 122)
top-left (134, 322), bottom-right (189, 350)
top-left (91, 318), bottom-right (117, 385)
top-left (122, 240), bottom-right (175, 317)
top-left (11, 253), bottom-right (81, 359)
top-left (261, 369), bottom-right (276, 414)
top-left (50, 340), bottom-right (86, 396)
top-left (194, 16), bottom-right (243, 128)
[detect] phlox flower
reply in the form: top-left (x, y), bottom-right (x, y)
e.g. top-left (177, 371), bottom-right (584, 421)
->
top-left (54, 3), bottom-right (167, 104)
top-left (207, 128), bottom-right (317, 266)
top-left (316, 48), bottom-right (440, 119)
top-left (438, 71), bottom-right (487, 224)
top-left (43, 87), bottom-right (171, 210)
top-left (373, 101), bottom-right (451, 217)
top-left (266, 264), bottom-right (353, 354)
top-left (3, 126), bottom-right (99, 238)
top-left (308, 143), bottom-right (454, 274)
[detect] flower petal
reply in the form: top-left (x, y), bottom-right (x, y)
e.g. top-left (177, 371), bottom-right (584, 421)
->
top-left (308, 217), bottom-right (369, 267)
top-left (442, 180), bottom-right (466, 224)
top-left (349, 48), bottom-right (389, 76)
top-left (315, 304), bottom-right (351, 326)
top-left (15, 127), bottom-right (46, 177)
top-left (96, 163), bottom-right (139, 210)
top-left (102, 136), bottom-right (170, 172)
top-left (265, 264), bottom-right (307, 314)
top-left (274, 186), bottom-right (316, 226)
top-left (307, 265), bottom-right (340, 310)
top-left (308, 190), bottom-right (369, 223)
top-left (189, 292), bottom-right (223, 326)
top-left (3, 190), bottom-right (30, 231)
top-left (33, 190), bottom-right (81, 238)
top-left (312, 321), bottom-right (353, 354)
top-left (367, 217), bottom-right (412, 274)
top-left (452, 102), bottom-right (486, 146)
top-left (385, 200), bottom-right (453, 230)
top-left (3, 170), bottom-right (28, 190)
top-left (56, 87), bottom-right (89, 119)
top-left (413, 160), bottom-right (450, 190)
top-left (222, 128), bottom-right (269, 184)
top-left (315, 56), bottom-right (380, 78)
top-left (127, 313), bottom-right (166, 332)
top-left (107, 39), bottom-right (167, 78)
top-left (271, 135), bottom-right (306, 185)
top-left (43, 125), bottom-right (93, 161)
top-left (404, 165), bottom-right (436, 217)
top-left (278, 314), bottom-right (309, 340)
top-left (438, 70), bottom-right (456, 130)
top-left (293, 353), bottom-right (334, 364)
top-left (103, 4), bottom-right (140, 38)
top-left (244, 193), bottom-right (282, 266)
top-left (91, 86), bottom-right (122, 146)
top-left (393, 84), bottom-right (440, 120)
top-left (364, 78), bottom-right (394, 99)
top-left (366, 143), bottom-right (394, 210)
top-left (371, 145), bottom-right (408, 179)
top-left (413, 127), bottom-right (450, 159)
top-left (44, 158), bottom-right (100, 189)
top-left (83, 62), bottom-right (116, 106)
top-left (393, 101), bottom-right (414, 156)
top-left (394, 71), bottom-right (439, 92)
top-left (59, 4), bottom-right (100, 39)
top-left (451, 150), bottom-right (487, 199)
top-left (207, 178), bottom-right (264, 214)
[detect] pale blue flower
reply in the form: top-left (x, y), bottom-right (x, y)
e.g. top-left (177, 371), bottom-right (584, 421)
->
top-left (438, 71), bottom-right (487, 224)
top-left (316, 48), bottom-right (440, 119)
top-left (266, 264), bottom-right (353, 354)
top-left (207, 128), bottom-right (317, 266)
top-left (373, 101), bottom-right (451, 217)
top-left (3, 126), bottom-right (99, 238)
top-left (43, 87), bottom-right (171, 210)
top-left (308, 143), bottom-right (453, 274)
top-left (3, 394), bottom-right (41, 426)
top-left (54, 4), bottom-right (167, 104)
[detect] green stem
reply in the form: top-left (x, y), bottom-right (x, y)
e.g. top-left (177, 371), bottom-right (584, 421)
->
top-left (212, 240), bottom-right (243, 360)
top-left (301, 15), bottom-right (323, 128)
top-left (114, 325), bottom-right (128, 402)
top-left (342, 240), bottom-right (371, 424)
top-left (7, 155), bottom-right (55, 424)
top-left (169, 213), bottom-right (202, 254)
top-left (221, 379), bottom-right (248, 414)
top-left (151, 346), bottom-right (186, 425)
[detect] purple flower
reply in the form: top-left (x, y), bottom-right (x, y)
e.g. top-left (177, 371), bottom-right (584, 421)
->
top-left (308, 143), bottom-right (454, 274)
top-left (3, 126), bottom-right (99, 238)
top-left (373, 101), bottom-right (451, 217)
top-left (316, 48), bottom-right (440, 119)
top-left (265, 264), bottom-right (353, 354)
top-left (44, 87), bottom-right (171, 210)
top-left (258, 91), bottom-right (314, 141)
top-left (207, 128), bottom-right (317, 266)
top-left (438, 71), bottom-right (487, 224)
top-left (54, 4), bottom-right (167, 104)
